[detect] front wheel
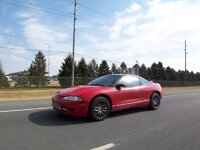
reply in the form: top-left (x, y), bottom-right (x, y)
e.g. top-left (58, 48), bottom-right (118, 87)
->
top-left (149, 93), bottom-right (161, 110)
top-left (88, 97), bottom-right (110, 121)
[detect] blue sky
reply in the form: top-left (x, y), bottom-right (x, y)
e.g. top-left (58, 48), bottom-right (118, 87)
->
top-left (0, 0), bottom-right (200, 75)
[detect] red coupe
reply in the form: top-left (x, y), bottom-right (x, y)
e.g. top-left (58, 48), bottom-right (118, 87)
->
top-left (52, 74), bottom-right (163, 121)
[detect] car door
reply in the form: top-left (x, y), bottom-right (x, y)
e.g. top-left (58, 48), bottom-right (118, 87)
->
top-left (115, 76), bottom-right (143, 109)
top-left (138, 77), bottom-right (152, 101)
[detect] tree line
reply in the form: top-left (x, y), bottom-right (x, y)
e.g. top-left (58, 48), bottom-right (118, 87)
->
top-left (58, 54), bottom-right (200, 87)
top-left (58, 54), bottom-right (129, 87)
top-left (139, 62), bottom-right (200, 81)
top-left (0, 51), bottom-right (200, 88)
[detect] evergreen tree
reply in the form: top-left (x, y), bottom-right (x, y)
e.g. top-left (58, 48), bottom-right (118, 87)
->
top-left (0, 62), bottom-right (9, 88)
top-left (76, 58), bottom-right (88, 84)
top-left (77, 58), bottom-right (88, 77)
top-left (195, 72), bottom-right (200, 81)
top-left (111, 63), bottom-right (117, 74)
top-left (58, 54), bottom-right (74, 87)
top-left (120, 61), bottom-right (128, 74)
top-left (176, 70), bottom-right (185, 81)
top-left (150, 62), bottom-right (165, 80)
top-left (98, 60), bottom-right (110, 76)
top-left (88, 59), bottom-right (98, 78)
top-left (139, 64), bottom-right (150, 79)
top-left (28, 51), bottom-right (47, 87)
top-left (157, 61), bottom-right (165, 80)
top-left (150, 62), bottom-right (157, 80)
top-left (164, 66), bottom-right (176, 80)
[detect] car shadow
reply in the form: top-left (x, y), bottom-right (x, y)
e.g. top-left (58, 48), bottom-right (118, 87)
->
top-left (29, 107), bottom-right (150, 126)
top-left (29, 110), bottom-right (91, 126)
top-left (109, 107), bottom-right (149, 118)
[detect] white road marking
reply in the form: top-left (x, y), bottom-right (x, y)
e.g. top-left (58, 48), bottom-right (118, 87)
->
top-left (164, 92), bottom-right (198, 98)
top-left (0, 92), bottom-right (199, 113)
top-left (90, 143), bottom-right (116, 150)
top-left (0, 107), bottom-right (51, 113)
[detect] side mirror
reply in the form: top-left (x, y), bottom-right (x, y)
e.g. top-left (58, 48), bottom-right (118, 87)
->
top-left (115, 84), bottom-right (126, 90)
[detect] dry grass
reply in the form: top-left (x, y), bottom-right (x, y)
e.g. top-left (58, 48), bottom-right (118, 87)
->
top-left (0, 89), bottom-right (61, 101)
top-left (163, 86), bottom-right (200, 94)
top-left (1, 86), bottom-right (200, 101)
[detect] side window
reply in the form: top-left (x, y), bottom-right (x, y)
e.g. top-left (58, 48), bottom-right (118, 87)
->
top-left (139, 77), bottom-right (150, 85)
top-left (117, 76), bottom-right (140, 87)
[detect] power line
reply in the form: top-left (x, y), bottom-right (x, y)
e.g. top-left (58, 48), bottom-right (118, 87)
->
top-left (1, 32), bottom-right (127, 62)
top-left (0, 0), bottom-right (73, 18)
top-left (0, 0), bottom-right (106, 27)
top-left (1, 32), bottom-right (128, 59)
top-left (14, 0), bottom-right (73, 16)
top-left (1, 32), bottom-right (118, 53)
top-left (0, 46), bottom-right (71, 54)
top-left (0, 46), bottom-right (124, 65)
top-left (77, 16), bottom-right (104, 27)
top-left (77, 2), bottom-right (115, 21)
top-left (1, 33), bottom-right (69, 45)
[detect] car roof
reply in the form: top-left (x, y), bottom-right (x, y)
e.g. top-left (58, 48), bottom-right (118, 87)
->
top-left (106, 74), bottom-right (139, 77)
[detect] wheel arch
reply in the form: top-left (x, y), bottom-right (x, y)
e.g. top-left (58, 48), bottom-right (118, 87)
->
top-left (150, 91), bottom-right (161, 99)
top-left (89, 94), bottom-right (112, 110)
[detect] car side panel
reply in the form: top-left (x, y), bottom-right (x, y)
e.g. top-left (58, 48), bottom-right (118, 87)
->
top-left (111, 86), bottom-right (144, 111)
top-left (111, 84), bottom-right (162, 112)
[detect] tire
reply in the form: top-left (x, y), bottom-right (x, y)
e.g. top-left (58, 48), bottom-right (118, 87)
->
top-left (88, 96), bottom-right (111, 121)
top-left (149, 93), bottom-right (161, 110)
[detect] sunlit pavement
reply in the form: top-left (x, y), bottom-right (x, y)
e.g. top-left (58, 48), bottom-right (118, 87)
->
top-left (0, 91), bottom-right (200, 150)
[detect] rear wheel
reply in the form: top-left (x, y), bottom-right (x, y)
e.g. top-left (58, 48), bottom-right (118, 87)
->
top-left (149, 93), bottom-right (161, 110)
top-left (88, 96), bottom-right (110, 121)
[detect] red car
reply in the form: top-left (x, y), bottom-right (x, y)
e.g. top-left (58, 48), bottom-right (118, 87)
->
top-left (52, 74), bottom-right (163, 121)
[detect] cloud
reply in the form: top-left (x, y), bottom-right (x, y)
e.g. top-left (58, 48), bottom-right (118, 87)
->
top-left (48, 54), bottom-right (66, 75)
top-left (13, 10), bottom-right (72, 75)
top-left (10, 55), bottom-right (27, 62)
top-left (124, 3), bottom-right (141, 14)
top-left (3, 0), bottom-right (200, 75)
top-left (2, 45), bottom-right (28, 54)
top-left (0, 53), bottom-right (29, 74)
top-left (0, 35), bottom-right (3, 43)
top-left (21, 17), bottom-right (69, 49)
top-left (15, 5), bottom-right (71, 52)
top-left (16, 12), bottom-right (33, 19)
top-left (100, 0), bottom-right (200, 72)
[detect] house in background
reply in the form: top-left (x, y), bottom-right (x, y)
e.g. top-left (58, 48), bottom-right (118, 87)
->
top-left (51, 75), bottom-right (58, 81)
top-left (7, 70), bottom-right (29, 81)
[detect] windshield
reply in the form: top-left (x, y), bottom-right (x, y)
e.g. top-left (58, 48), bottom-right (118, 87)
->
top-left (88, 75), bottom-right (122, 87)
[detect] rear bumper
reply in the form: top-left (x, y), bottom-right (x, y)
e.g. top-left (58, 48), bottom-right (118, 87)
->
top-left (52, 98), bottom-right (89, 117)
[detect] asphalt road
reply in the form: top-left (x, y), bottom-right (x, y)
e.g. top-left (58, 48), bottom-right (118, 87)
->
top-left (0, 91), bottom-right (200, 150)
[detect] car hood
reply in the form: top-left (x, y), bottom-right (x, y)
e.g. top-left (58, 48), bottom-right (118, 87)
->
top-left (57, 85), bottom-right (110, 97)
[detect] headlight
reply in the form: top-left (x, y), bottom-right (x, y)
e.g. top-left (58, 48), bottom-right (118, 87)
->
top-left (62, 96), bottom-right (82, 102)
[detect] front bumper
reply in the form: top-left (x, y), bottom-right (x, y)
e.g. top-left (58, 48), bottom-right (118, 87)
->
top-left (52, 97), bottom-right (89, 117)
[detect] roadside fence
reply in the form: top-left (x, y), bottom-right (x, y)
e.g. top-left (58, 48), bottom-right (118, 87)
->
top-left (1, 76), bottom-right (200, 89)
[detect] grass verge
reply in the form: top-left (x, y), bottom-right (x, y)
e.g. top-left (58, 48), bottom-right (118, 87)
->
top-left (0, 89), bottom-right (61, 101)
top-left (163, 86), bottom-right (200, 94)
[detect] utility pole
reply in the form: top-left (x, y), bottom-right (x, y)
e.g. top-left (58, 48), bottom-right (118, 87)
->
top-left (71, 0), bottom-right (77, 87)
top-left (48, 45), bottom-right (50, 77)
top-left (184, 40), bottom-right (187, 81)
